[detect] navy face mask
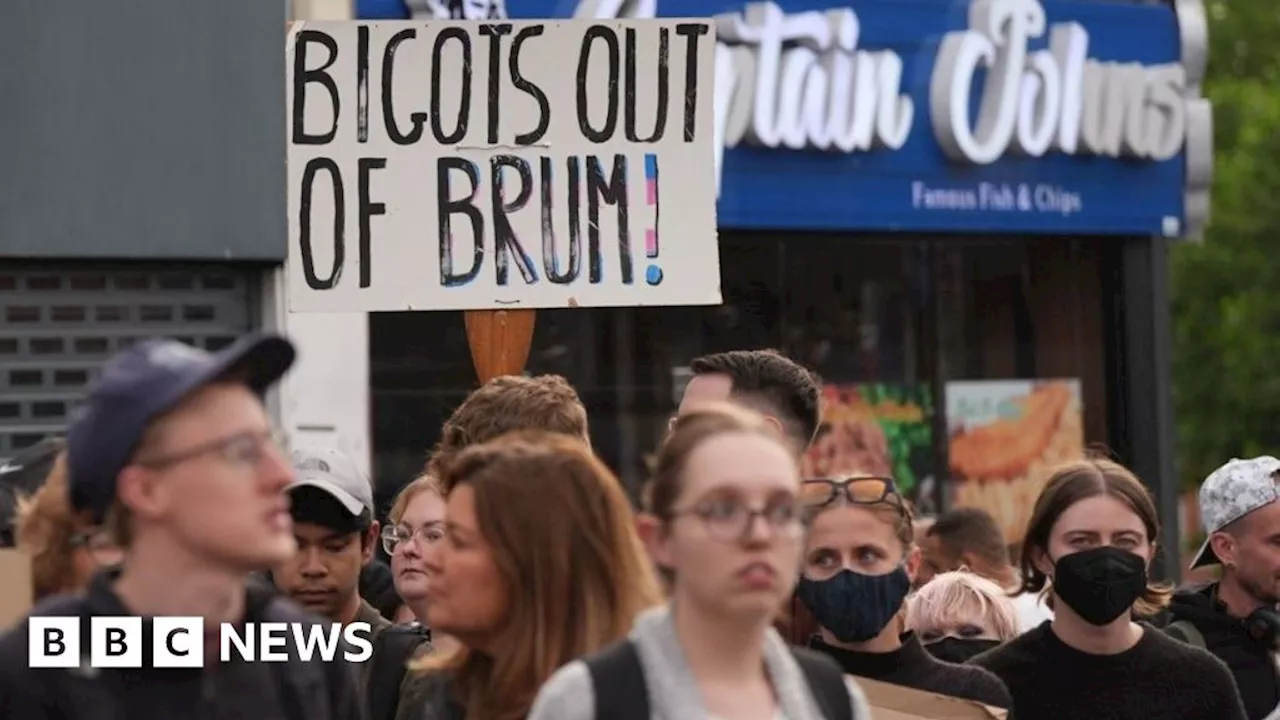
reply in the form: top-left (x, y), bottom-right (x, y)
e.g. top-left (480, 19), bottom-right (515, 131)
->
top-left (797, 566), bottom-right (912, 643)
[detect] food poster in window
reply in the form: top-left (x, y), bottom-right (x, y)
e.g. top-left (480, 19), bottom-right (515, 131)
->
top-left (801, 384), bottom-right (936, 513)
top-left (945, 379), bottom-right (1085, 544)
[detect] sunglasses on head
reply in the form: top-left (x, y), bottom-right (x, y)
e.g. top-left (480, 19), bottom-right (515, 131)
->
top-left (800, 475), bottom-right (903, 509)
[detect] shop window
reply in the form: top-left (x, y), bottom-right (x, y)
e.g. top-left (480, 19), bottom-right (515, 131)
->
top-left (370, 233), bottom-right (928, 505)
top-left (935, 237), bottom-right (1109, 548)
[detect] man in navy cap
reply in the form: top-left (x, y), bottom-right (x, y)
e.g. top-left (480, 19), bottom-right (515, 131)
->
top-left (0, 334), bottom-right (362, 720)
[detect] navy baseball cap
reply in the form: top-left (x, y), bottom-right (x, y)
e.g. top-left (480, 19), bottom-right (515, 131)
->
top-left (67, 333), bottom-right (297, 523)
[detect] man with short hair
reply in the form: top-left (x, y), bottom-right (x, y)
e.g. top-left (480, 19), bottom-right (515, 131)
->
top-left (918, 507), bottom-right (1053, 632)
top-left (0, 335), bottom-right (361, 720)
top-left (274, 446), bottom-right (392, 685)
top-left (676, 349), bottom-right (822, 457)
top-left (426, 373), bottom-right (590, 476)
top-left (1166, 457), bottom-right (1280, 719)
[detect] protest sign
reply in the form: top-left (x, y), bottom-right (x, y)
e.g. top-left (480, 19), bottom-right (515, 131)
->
top-left (286, 19), bottom-right (720, 313)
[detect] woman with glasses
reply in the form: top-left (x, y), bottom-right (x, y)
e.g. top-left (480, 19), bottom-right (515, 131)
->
top-left (381, 474), bottom-right (449, 627)
top-left (530, 403), bottom-right (872, 720)
top-left (795, 475), bottom-right (1011, 710)
top-left (16, 451), bottom-right (122, 601)
top-left (408, 430), bottom-right (662, 720)
top-left (368, 474), bottom-right (451, 720)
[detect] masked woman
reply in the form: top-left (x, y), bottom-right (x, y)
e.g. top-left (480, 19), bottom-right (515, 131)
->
top-left (796, 475), bottom-right (1011, 710)
top-left (967, 459), bottom-right (1246, 720)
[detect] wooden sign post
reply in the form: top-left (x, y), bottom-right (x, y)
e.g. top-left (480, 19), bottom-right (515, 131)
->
top-left (465, 309), bottom-right (537, 383)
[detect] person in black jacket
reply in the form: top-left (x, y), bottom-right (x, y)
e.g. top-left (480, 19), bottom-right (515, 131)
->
top-left (0, 334), bottom-right (362, 720)
top-left (1165, 456), bottom-right (1280, 720)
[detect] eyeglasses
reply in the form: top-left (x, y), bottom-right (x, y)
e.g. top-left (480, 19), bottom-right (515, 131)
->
top-left (135, 429), bottom-right (288, 471)
top-left (668, 497), bottom-right (804, 542)
top-left (69, 528), bottom-right (120, 566)
top-left (801, 476), bottom-right (903, 510)
top-left (381, 522), bottom-right (445, 555)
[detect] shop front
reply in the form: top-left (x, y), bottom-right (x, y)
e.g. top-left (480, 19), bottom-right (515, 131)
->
top-left (358, 0), bottom-right (1211, 573)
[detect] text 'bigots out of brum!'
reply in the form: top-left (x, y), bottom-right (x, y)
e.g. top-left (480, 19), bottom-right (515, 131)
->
top-left (285, 20), bottom-right (723, 315)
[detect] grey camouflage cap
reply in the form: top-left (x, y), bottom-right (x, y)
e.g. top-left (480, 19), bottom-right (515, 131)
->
top-left (1190, 456), bottom-right (1280, 569)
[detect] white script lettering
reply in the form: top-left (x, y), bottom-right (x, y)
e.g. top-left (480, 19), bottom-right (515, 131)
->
top-left (931, 0), bottom-right (1186, 164)
top-left (580, 0), bottom-right (1188, 181)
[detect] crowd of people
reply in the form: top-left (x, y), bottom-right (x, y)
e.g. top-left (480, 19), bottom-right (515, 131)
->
top-left (0, 332), bottom-right (1275, 719)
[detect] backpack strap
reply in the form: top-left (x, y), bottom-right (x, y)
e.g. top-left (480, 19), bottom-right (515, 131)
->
top-left (790, 647), bottom-right (854, 720)
top-left (367, 625), bottom-right (432, 720)
top-left (584, 638), bottom-right (649, 720)
top-left (1167, 619), bottom-right (1207, 648)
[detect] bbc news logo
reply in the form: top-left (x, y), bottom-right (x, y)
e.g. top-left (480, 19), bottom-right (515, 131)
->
top-left (28, 618), bottom-right (374, 668)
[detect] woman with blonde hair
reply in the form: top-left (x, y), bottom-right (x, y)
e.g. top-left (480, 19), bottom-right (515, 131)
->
top-left (411, 430), bottom-right (662, 720)
top-left (905, 570), bottom-right (1019, 663)
top-left (368, 474), bottom-right (451, 720)
top-left (382, 474), bottom-right (448, 626)
top-left (531, 403), bottom-right (873, 720)
top-left (16, 452), bottom-right (122, 601)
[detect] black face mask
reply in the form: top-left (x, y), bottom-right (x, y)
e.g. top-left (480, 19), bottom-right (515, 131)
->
top-left (924, 637), bottom-right (1001, 663)
top-left (1052, 546), bottom-right (1148, 626)
top-left (797, 566), bottom-right (912, 643)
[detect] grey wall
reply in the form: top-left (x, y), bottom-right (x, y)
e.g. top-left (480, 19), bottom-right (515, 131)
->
top-left (0, 0), bottom-right (286, 261)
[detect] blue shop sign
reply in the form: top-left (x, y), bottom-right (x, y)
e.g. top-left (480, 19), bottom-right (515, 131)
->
top-left (357, 0), bottom-right (1200, 236)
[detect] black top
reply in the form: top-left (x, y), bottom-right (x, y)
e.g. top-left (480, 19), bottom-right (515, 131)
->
top-left (1165, 582), bottom-right (1280, 720)
top-left (969, 620), bottom-right (1248, 720)
top-left (0, 567), bottom-right (363, 720)
top-left (809, 631), bottom-right (1012, 709)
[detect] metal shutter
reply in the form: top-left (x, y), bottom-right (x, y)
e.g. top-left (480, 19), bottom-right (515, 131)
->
top-left (0, 265), bottom-right (259, 460)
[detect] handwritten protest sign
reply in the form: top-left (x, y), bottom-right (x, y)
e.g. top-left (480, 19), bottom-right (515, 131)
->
top-left (286, 20), bottom-right (719, 313)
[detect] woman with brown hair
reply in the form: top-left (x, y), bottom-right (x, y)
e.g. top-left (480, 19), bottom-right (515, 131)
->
top-left (16, 451), bottom-right (122, 601)
top-left (409, 430), bottom-right (662, 720)
top-left (793, 475), bottom-right (1010, 709)
top-left (531, 403), bottom-right (872, 720)
top-left (968, 458), bottom-right (1247, 719)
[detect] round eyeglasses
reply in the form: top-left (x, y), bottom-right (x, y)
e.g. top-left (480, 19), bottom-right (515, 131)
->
top-left (380, 523), bottom-right (444, 555)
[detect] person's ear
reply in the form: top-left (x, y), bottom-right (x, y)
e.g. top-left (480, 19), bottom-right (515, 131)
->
top-left (115, 466), bottom-right (169, 522)
top-left (906, 545), bottom-right (923, 583)
top-left (1209, 532), bottom-right (1237, 568)
top-left (959, 551), bottom-right (984, 574)
top-left (636, 513), bottom-right (672, 568)
top-left (1030, 545), bottom-right (1054, 579)
top-left (361, 521), bottom-right (379, 564)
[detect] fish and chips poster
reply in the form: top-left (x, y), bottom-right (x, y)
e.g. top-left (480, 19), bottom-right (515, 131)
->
top-left (801, 384), bottom-right (937, 513)
top-left (946, 379), bottom-right (1085, 544)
